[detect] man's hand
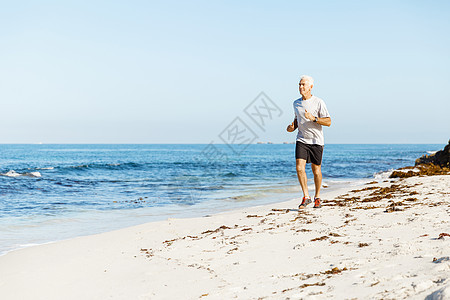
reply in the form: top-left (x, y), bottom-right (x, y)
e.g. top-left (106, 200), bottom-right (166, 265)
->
top-left (286, 119), bottom-right (298, 132)
top-left (304, 110), bottom-right (332, 126)
top-left (304, 109), bottom-right (315, 122)
top-left (287, 123), bottom-right (295, 132)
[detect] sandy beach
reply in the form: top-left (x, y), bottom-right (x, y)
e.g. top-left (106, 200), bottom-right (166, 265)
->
top-left (0, 173), bottom-right (449, 299)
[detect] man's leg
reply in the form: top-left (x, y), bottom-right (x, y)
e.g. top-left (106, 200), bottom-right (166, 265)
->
top-left (311, 163), bottom-right (322, 199)
top-left (296, 159), bottom-right (309, 198)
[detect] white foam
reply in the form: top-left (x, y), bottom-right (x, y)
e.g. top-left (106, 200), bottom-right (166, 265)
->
top-left (373, 169), bottom-right (393, 180)
top-left (2, 170), bottom-right (21, 177)
top-left (396, 168), bottom-right (420, 173)
top-left (1, 170), bottom-right (42, 178)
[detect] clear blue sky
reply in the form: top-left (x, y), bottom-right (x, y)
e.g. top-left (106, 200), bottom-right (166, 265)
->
top-left (1, 0), bottom-right (449, 144)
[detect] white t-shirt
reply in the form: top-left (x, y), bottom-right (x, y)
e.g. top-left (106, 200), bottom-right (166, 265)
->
top-left (293, 96), bottom-right (330, 146)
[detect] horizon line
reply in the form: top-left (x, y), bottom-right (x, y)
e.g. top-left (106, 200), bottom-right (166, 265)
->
top-left (0, 142), bottom-right (446, 145)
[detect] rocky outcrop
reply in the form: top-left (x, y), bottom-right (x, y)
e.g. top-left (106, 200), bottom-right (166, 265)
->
top-left (415, 140), bottom-right (450, 167)
top-left (389, 164), bottom-right (449, 178)
top-left (389, 140), bottom-right (450, 178)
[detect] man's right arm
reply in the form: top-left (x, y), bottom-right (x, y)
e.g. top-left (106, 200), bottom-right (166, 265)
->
top-left (286, 118), bottom-right (298, 132)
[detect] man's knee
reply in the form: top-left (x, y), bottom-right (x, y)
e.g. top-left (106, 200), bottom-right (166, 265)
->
top-left (296, 160), bottom-right (306, 173)
top-left (311, 164), bottom-right (322, 176)
top-left (296, 167), bottom-right (306, 175)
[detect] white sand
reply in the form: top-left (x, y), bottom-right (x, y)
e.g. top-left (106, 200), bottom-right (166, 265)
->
top-left (0, 175), bottom-right (449, 299)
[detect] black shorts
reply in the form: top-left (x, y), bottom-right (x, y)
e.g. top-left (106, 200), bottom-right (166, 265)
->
top-left (295, 141), bottom-right (324, 165)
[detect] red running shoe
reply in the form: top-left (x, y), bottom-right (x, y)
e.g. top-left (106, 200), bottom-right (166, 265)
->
top-left (314, 197), bottom-right (322, 208)
top-left (298, 196), bottom-right (312, 209)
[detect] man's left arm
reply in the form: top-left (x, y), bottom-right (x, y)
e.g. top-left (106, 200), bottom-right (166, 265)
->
top-left (316, 117), bottom-right (331, 127)
top-left (305, 110), bottom-right (331, 127)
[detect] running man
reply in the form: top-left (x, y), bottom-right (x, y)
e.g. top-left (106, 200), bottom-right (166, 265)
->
top-left (287, 75), bottom-right (331, 209)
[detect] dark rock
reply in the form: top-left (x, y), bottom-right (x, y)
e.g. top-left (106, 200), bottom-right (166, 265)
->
top-left (389, 170), bottom-right (418, 178)
top-left (389, 164), bottom-right (450, 178)
top-left (415, 139), bottom-right (450, 167)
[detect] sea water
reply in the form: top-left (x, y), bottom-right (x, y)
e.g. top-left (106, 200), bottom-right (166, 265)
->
top-left (0, 144), bottom-right (443, 255)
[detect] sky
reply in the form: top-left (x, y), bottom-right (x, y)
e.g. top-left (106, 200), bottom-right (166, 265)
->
top-left (1, 0), bottom-right (449, 144)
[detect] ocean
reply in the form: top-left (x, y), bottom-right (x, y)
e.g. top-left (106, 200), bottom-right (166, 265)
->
top-left (0, 143), bottom-right (443, 255)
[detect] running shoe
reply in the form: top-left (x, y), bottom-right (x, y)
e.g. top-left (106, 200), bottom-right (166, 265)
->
top-left (313, 197), bottom-right (322, 208)
top-left (299, 196), bottom-right (312, 209)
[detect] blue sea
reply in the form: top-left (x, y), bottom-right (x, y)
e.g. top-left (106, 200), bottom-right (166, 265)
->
top-left (0, 144), bottom-right (443, 255)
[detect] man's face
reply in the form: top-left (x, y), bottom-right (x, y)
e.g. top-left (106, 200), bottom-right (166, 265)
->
top-left (299, 79), bottom-right (313, 96)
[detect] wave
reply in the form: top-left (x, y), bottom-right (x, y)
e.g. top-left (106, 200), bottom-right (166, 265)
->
top-left (220, 184), bottom-right (300, 202)
top-left (1, 170), bottom-right (41, 178)
top-left (62, 162), bottom-right (143, 171)
top-left (223, 172), bottom-right (238, 177)
top-left (26, 161), bottom-right (282, 175)
top-left (426, 151), bottom-right (438, 155)
top-left (23, 172), bottom-right (42, 178)
top-left (2, 163), bottom-right (138, 175)
top-left (228, 193), bottom-right (264, 201)
top-left (1, 170), bottom-right (21, 177)
top-left (372, 170), bottom-right (393, 180)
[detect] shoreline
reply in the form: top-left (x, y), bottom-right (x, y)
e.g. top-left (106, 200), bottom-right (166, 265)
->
top-left (0, 173), bottom-right (448, 299)
top-left (0, 177), bottom-right (366, 257)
